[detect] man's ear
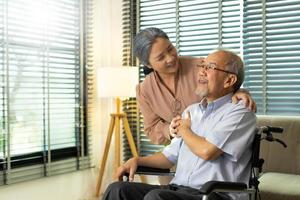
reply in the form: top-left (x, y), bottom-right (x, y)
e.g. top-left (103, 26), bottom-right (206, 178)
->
top-left (224, 74), bottom-right (237, 89)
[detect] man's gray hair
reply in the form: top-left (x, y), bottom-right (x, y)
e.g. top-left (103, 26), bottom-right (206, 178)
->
top-left (133, 27), bottom-right (169, 66)
top-left (218, 49), bottom-right (244, 91)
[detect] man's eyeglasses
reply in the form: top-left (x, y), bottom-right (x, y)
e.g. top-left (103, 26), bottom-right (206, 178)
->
top-left (197, 62), bottom-right (237, 75)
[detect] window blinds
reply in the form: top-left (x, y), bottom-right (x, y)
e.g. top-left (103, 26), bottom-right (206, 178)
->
top-left (123, 0), bottom-right (300, 160)
top-left (137, 0), bottom-right (241, 156)
top-left (139, 0), bottom-right (177, 46)
top-left (138, 0), bottom-right (178, 155)
top-left (0, 0), bottom-right (91, 185)
top-left (84, 0), bottom-right (95, 161)
top-left (122, 0), bottom-right (139, 160)
top-left (243, 0), bottom-right (300, 115)
top-left (179, 0), bottom-right (241, 56)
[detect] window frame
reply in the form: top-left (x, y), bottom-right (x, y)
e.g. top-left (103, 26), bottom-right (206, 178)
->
top-left (0, 0), bottom-right (92, 185)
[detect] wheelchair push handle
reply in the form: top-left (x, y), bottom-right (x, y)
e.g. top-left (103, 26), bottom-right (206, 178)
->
top-left (265, 126), bottom-right (283, 134)
top-left (259, 126), bottom-right (287, 148)
top-left (259, 126), bottom-right (283, 134)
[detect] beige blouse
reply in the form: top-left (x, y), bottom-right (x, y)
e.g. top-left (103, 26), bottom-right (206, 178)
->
top-left (136, 56), bottom-right (203, 145)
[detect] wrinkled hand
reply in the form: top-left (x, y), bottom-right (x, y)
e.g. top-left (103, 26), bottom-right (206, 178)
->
top-left (232, 89), bottom-right (257, 112)
top-left (114, 157), bottom-right (138, 182)
top-left (195, 57), bottom-right (205, 63)
top-left (169, 115), bottom-right (182, 138)
top-left (177, 112), bottom-right (191, 137)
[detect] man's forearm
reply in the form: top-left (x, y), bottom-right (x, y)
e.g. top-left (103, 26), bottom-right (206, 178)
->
top-left (181, 129), bottom-right (222, 160)
top-left (137, 153), bottom-right (174, 169)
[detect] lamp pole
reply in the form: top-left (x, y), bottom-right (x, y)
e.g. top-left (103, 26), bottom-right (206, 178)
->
top-left (96, 67), bottom-right (142, 196)
top-left (95, 98), bottom-right (145, 197)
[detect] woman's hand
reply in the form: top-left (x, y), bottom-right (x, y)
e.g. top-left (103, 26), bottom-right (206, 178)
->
top-left (232, 89), bottom-right (257, 112)
top-left (114, 157), bottom-right (138, 182)
top-left (177, 112), bottom-right (192, 137)
top-left (169, 115), bottom-right (182, 138)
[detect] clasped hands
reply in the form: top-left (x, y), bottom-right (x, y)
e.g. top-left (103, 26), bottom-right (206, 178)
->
top-left (169, 111), bottom-right (191, 138)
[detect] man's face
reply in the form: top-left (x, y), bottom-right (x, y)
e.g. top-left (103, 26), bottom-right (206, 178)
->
top-left (195, 51), bottom-right (234, 101)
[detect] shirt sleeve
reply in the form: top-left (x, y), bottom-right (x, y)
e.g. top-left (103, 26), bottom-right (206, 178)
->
top-left (162, 137), bottom-right (183, 164)
top-left (205, 106), bottom-right (256, 162)
top-left (136, 85), bottom-right (170, 145)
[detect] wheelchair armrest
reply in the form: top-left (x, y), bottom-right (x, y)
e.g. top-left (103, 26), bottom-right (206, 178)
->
top-left (135, 166), bottom-right (175, 176)
top-left (199, 181), bottom-right (247, 194)
top-left (123, 166), bottom-right (175, 180)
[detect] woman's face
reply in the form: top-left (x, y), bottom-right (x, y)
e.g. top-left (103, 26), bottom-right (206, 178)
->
top-left (147, 37), bottom-right (179, 75)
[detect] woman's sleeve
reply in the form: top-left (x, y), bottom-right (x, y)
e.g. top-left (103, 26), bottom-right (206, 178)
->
top-left (136, 85), bottom-right (171, 145)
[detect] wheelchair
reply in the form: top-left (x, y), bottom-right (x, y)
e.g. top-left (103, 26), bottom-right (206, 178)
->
top-left (125, 126), bottom-right (287, 200)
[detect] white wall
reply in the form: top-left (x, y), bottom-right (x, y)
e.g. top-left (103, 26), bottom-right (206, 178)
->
top-left (92, 0), bottom-right (124, 196)
top-left (0, 0), bottom-right (123, 199)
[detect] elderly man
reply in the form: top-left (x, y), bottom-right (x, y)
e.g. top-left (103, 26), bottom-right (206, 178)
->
top-left (102, 49), bottom-right (256, 200)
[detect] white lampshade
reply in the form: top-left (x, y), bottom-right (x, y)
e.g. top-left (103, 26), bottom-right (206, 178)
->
top-left (97, 67), bottom-right (139, 98)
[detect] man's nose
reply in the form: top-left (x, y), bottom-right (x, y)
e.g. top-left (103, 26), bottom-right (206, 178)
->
top-left (198, 66), bottom-right (207, 76)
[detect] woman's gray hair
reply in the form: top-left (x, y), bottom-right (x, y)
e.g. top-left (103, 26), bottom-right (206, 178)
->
top-left (133, 27), bottom-right (169, 66)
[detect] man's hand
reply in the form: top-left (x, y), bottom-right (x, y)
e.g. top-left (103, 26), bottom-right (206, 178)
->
top-left (114, 157), bottom-right (138, 182)
top-left (232, 89), bottom-right (257, 112)
top-left (177, 111), bottom-right (192, 137)
top-left (169, 115), bottom-right (181, 138)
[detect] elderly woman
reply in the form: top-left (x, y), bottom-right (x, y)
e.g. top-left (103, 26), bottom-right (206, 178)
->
top-left (135, 27), bottom-right (255, 145)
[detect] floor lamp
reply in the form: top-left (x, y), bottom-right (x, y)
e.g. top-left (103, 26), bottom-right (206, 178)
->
top-left (95, 67), bottom-right (145, 197)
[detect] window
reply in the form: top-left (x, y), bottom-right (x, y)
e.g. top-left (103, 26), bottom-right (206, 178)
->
top-left (137, 0), bottom-right (300, 117)
top-left (0, 0), bottom-right (91, 185)
top-left (135, 0), bottom-right (241, 156)
top-left (121, 0), bottom-right (142, 160)
top-left (243, 0), bottom-right (300, 115)
top-left (128, 0), bottom-right (300, 156)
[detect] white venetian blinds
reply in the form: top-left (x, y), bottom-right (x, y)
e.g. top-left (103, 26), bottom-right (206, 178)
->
top-left (124, 0), bottom-right (300, 158)
top-left (137, 0), bottom-right (241, 155)
top-left (139, 0), bottom-right (177, 47)
top-left (243, 0), bottom-right (300, 115)
top-left (179, 0), bottom-right (241, 56)
top-left (0, 0), bottom-right (91, 185)
top-left (139, 0), bottom-right (241, 56)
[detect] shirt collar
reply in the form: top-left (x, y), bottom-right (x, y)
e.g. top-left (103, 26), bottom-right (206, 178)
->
top-left (199, 93), bottom-right (233, 112)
